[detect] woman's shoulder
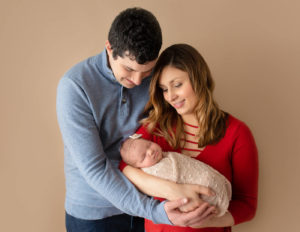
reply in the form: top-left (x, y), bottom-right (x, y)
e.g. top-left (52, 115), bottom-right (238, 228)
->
top-left (225, 114), bottom-right (254, 139)
top-left (136, 124), bottom-right (153, 140)
top-left (137, 124), bottom-right (175, 151)
top-left (136, 123), bottom-right (160, 136)
top-left (227, 114), bottom-right (249, 128)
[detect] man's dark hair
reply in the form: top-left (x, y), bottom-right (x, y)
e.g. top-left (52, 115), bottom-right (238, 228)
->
top-left (108, 7), bottom-right (162, 64)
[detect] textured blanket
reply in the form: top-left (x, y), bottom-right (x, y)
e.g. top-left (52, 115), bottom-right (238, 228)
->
top-left (142, 152), bottom-right (232, 216)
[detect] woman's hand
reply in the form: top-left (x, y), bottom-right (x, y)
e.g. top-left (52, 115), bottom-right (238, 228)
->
top-left (189, 212), bottom-right (235, 228)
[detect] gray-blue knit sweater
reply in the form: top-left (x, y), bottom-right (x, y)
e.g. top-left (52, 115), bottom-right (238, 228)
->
top-left (56, 49), bottom-right (169, 223)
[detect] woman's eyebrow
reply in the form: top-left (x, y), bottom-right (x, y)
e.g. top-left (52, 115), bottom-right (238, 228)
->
top-left (159, 80), bottom-right (176, 87)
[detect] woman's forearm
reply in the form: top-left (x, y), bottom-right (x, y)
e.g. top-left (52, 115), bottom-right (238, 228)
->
top-left (123, 165), bottom-right (215, 213)
top-left (124, 162), bottom-right (235, 228)
top-left (192, 212), bottom-right (235, 228)
top-left (122, 165), bottom-right (180, 200)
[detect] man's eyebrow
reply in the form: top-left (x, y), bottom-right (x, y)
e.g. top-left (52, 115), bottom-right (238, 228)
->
top-left (124, 65), bottom-right (153, 73)
top-left (125, 66), bottom-right (134, 71)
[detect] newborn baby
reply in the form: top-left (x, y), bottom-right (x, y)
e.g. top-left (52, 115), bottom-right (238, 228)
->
top-left (120, 135), bottom-right (232, 217)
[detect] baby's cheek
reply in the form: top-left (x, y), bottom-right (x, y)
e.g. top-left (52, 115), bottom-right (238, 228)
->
top-left (150, 160), bottom-right (157, 166)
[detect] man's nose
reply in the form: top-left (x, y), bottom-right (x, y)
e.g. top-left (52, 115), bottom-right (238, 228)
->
top-left (131, 72), bottom-right (143, 85)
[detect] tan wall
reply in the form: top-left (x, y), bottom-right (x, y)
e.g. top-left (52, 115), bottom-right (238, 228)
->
top-left (1, 0), bottom-right (299, 231)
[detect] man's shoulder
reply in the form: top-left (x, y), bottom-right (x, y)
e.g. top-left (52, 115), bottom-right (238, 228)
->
top-left (63, 53), bottom-right (101, 81)
top-left (58, 51), bottom-right (114, 93)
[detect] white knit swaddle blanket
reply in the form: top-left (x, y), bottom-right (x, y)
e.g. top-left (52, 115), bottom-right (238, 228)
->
top-left (142, 152), bottom-right (232, 217)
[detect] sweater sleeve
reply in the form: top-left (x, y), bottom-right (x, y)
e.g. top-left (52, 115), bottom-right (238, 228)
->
top-left (57, 77), bottom-right (169, 224)
top-left (228, 122), bottom-right (259, 225)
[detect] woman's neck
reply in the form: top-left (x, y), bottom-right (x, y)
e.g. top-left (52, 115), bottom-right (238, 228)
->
top-left (181, 114), bottom-right (198, 126)
top-left (180, 114), bottom-right (205, 158)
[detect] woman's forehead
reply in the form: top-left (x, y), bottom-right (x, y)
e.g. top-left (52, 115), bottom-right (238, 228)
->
top-left (158, 66), bottom-right (188, 85)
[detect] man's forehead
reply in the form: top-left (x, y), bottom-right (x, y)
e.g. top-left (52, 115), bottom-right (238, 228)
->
top-left (123, 51), bottom-right (135, 60)
top-left (121, 52), bottom-right (156, 72)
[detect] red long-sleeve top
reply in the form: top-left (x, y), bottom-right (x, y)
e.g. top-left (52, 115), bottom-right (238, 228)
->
top-left (120, 115), bottom-right (258, 232)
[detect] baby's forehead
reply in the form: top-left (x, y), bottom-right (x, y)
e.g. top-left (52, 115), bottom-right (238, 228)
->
top-left (124, 138), bottom-right (144, 149)
top-left (131, 138), bottom-right (149, 148)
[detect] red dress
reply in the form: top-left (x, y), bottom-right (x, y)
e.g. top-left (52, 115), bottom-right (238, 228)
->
top-left (121, 115), bottom-right (258, 232)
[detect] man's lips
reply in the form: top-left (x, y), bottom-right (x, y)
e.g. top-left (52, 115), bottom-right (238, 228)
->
top-left (126, 78), bottom-right (135, 85)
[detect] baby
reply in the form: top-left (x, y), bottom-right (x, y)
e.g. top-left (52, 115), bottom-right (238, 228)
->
top-left (120, 135), bottom-right (232, 217)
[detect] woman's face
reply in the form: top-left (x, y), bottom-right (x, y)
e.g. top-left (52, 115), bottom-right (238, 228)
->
top-left (158, 66), bottom-right (198, 121)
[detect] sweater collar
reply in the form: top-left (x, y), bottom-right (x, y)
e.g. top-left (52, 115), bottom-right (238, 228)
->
top-left (96, 48), bottom-right (118, 83)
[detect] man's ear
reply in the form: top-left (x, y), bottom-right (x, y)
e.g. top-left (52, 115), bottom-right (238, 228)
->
top-left (105, 40), bottom-right (113, 55)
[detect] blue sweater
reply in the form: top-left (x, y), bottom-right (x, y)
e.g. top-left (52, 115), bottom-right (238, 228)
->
top-left (56, 49), bottom-right (169, 223)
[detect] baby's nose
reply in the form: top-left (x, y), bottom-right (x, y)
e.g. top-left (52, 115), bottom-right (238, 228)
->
top-left (147, 150), bottom-right (154, 156)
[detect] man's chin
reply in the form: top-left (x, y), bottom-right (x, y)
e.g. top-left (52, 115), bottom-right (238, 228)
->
top-left (123, 83), bottom-right (136, 88)
top-left (120, 79), bottom-right (135, 88)
top-left (125, 84), bottom-right (136, 89)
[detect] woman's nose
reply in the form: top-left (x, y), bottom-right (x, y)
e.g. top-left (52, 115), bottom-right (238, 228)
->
top-left (167, 89), bottom-right (177, 102)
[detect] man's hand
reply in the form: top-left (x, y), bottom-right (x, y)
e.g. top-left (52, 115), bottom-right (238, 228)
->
top-left (164, 198), bottom-right (217, 227)
top-left (175, 184), bottom-right (214, 212)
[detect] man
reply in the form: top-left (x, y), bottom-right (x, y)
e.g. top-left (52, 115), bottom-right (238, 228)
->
top-left (57, 7), bottom-right (210, 232)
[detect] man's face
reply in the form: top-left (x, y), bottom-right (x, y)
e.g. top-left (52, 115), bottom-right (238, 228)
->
top-left (106, 41), bottom-right (156, 88)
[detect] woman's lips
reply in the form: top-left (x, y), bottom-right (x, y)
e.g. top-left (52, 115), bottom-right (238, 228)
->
top-left (173, 100), bottom-right (185, 109)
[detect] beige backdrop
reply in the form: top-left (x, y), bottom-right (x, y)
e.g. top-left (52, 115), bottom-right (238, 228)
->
top-left (1, 0), bottom-right (299, 231)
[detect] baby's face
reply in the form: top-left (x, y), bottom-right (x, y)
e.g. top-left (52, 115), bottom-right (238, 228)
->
top-left (132, 139), bottom-right (163, 168)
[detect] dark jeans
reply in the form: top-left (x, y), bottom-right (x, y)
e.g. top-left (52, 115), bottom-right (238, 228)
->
top-left (65, 212), bottom-right (144, 232)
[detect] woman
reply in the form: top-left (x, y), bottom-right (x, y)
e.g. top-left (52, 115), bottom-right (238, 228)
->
top-left (121, 44), bottom-right (258, 231)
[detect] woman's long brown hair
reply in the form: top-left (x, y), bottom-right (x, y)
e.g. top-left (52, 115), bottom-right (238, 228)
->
top-left (141, 44), bottom-right (227, 148)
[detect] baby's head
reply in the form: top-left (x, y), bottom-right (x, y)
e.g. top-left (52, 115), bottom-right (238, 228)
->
top-left (120, 137), bottom-right (163, 168)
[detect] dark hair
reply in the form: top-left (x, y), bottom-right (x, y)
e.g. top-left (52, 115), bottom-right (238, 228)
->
top-left (108, 7), bottom-right (162, 64)
top-left (142, 44), bottom-right (227, 148)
